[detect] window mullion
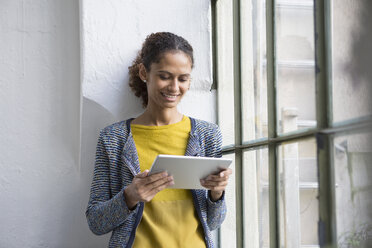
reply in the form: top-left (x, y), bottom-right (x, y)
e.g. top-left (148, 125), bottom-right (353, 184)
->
top-left (314, 0), bottom-right (337, 247)
top-left (232, 0), bottom-right (244, 247)
top-left (265, 0), bottom-right (279, 248)
top-left (211, 0), bottom-right (218, 91)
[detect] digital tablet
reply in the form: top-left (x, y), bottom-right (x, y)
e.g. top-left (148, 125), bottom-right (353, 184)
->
top-left (149, 154), bottom-right (232, 189)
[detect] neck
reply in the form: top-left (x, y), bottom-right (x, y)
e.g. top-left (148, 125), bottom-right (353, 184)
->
top-left (133, 105), bottom-right (183, 126)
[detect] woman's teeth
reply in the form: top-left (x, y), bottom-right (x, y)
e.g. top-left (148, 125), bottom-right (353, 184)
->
top-left (162, 93), bottom-right (177, 99)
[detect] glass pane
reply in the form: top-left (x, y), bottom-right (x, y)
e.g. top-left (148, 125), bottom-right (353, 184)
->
top-left (242, 0), bottom-right (268, 141)
top-left (220, 153), bottom-right (236, 248)
top-left (278, 138), bottom-right (319, 247)
top-left (243, 148), bottom-right (269, 248)
top-left (276, 1), bottom-right (317, 134)
top-left (334, 132), bottom-right (372, 247)
top-left (217, 0), bottom-right (235, 147)
top-left (332, 0), bottom-right (372, 123)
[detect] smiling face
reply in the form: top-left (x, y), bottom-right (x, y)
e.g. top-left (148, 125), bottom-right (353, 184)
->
top-left (139, 51), bottom-right (192, 110)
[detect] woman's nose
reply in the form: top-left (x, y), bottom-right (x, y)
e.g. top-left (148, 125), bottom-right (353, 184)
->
top-left (168, 78), bottom-right (179, 91)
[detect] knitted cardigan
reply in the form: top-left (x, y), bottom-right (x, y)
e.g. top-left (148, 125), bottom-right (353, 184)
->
top-left (86, 117), bottom-right (227, 248)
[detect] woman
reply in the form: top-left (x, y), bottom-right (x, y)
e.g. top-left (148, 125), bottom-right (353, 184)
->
top-left (86, 32), bottom-right (232, 248)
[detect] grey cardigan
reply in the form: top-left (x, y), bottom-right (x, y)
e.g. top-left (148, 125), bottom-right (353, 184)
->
top-left (86, 117), bottom-right (227, 248)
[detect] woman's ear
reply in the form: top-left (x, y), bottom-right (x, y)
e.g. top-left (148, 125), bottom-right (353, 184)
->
top-left (138, 63), bottom-right (147, 82)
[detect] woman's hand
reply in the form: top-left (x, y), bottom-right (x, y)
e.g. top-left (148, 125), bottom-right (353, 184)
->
top-left (124, 170), bottom-right (174, 210)
top-left (200, 168), bottom-right (232, 201)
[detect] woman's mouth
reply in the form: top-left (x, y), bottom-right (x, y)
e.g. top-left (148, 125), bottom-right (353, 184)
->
top-left (161, 92), bottom-right (179, 101)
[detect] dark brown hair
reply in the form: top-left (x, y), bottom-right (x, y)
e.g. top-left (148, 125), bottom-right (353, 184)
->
top-left (128, 32), bottom-right (194, 107)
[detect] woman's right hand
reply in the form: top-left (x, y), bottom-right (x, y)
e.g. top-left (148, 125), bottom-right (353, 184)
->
top-left (124, 170), bottom-right (174, 210)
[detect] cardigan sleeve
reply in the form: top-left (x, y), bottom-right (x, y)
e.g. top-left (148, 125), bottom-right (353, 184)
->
top-left (85, 131), bottom-right (138, 235)
top-left (205, 124), bottom-right (227, 230)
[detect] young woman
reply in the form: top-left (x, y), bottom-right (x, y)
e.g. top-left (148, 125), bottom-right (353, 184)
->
top-left (86, 32), bottom-right (232, 248)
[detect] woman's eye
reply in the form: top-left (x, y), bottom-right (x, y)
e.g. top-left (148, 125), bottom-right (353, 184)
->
top-left (159, 75), bottom-right (170, 80)
top-left (179, 78), bottom-right (189, 83)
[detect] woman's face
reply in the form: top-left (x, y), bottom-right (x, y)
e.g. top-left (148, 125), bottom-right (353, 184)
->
top-left (141, 51), bottom-right (192, 110)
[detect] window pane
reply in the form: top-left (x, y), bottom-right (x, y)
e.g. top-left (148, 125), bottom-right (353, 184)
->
top-left (243, 148), bottom-right (269, 248)
top-left (332, 0), bottom-right (372, 123)
top-left (334, 132), bottom-right (372, 247)
top-left (276, 1), bottom-right (317, 134)
top-left (242, 0), bottom-right (268, 142)
top-left (278, 138), bottom-right (319, 247)
top-left (217, 0), bottom-right (235, 147)
top-left (220, 153), bottom-right (236, 248)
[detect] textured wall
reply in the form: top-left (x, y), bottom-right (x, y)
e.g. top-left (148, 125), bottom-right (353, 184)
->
top-left (0, 0), bottom-right (215, 247)
top-left (0, 0), bottom-right (84, 247)
top-left (81, 0), bottom-right (215, 122)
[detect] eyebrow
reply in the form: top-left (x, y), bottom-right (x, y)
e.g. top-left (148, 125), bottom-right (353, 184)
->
top-left (157, 70), bottom-right (191, 77)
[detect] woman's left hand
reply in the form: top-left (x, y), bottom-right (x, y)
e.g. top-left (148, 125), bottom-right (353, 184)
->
top-left (200, 168), bottom-right (233, 201)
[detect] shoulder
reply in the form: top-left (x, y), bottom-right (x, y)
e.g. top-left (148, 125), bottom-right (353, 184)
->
top-left (99, 119), bottom-right (131, 142)
top-left (192, 118), bottom-right (220, 132)
top-left (190, 117), bottom-right (223, 157)
top-left (192, 118), bottom-right (221, 137)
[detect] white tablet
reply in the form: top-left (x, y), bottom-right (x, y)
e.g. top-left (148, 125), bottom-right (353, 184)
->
top-left (149, 154), bottom-right (232, 189)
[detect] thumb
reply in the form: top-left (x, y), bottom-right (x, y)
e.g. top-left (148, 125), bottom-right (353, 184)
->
top-left (136, 170), bottom-right (149, 178)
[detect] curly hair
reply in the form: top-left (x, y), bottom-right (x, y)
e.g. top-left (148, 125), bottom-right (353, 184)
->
top-left (128, 32), bottom-right (194, 107)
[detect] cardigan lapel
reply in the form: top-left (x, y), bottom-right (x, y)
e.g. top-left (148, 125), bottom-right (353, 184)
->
top-left (121, 119), bottom-right (141, 176)
top-left (185, 117), bottom-right (201, 157)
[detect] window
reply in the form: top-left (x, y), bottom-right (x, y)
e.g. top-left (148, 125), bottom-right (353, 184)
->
top-left (215, 0), bottom-right (372, 247)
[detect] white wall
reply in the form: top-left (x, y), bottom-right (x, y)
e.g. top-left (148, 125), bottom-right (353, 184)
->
top-left (0, 0), bottom-right (216, 247)
top-left (81, 0), bottom-right (216, 122)
top-left (0, 0), bottom-right (83, 247)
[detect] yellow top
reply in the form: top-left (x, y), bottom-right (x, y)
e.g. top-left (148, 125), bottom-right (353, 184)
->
top-left (131, 116), bottom-right (206, 248)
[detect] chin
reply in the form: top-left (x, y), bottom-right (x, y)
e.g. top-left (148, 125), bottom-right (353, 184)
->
top-left (162, 102), bottom-right (180, 108)
top-left (150, 97), bottom-right (183, 109)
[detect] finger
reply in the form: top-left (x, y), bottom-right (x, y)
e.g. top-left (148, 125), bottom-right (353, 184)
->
top-left (147, 175), bottom-right (173, 189)
top-left (134, 175), bottom-right (172, 198)
top-left (217, 168), bottom-right (233, 176)
top-left (135, 177), bottom-right (171, 202)
top-left (201, 180), bottom-right (228, 188)
top-left (201, 178), bottom-right (228, 189)
top-left (224, 168), bottom-right (233, 175)
top-left (204, 174), bottom-right (229, 182)
top-left (135, 170), bottom-right (150, 178)
top-left (204, 168), bottom-right (231, 180)
top-left (149, 179), bottom-right (175, 196)
top-left (143, 171), bottom-right (169, 185)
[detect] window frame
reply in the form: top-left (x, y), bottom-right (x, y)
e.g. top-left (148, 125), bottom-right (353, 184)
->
top-left (214, 0), bottom-right (372, 247)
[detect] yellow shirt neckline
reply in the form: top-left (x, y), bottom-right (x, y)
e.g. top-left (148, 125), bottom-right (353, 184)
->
top-left (130, 115), bottom-right (187, 130)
